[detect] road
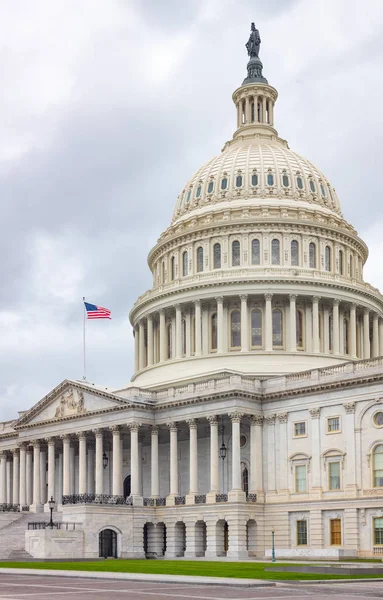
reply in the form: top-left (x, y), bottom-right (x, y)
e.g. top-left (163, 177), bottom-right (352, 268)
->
top-left (0, 574), bottom-right (382, 600)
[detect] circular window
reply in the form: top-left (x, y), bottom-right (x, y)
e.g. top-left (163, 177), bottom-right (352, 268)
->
top-left (374, 412), bottom-right (383, 427)
top-left (240, 434), bottom-right (247, 448)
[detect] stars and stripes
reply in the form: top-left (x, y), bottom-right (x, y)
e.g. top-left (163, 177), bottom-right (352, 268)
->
top-left (84, 302), bottom-right (112, 320)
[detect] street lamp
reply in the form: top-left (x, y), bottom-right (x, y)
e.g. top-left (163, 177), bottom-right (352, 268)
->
top-left (271, 527), bottom-right (276, 563)
top-left (48, 496), bottom-right (55, 528)
top-left (219, 424), bottom-right (227, 460)
top-left (102, 452), bottom-right (109, 469)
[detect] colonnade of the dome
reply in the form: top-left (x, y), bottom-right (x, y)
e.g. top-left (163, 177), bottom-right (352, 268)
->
top-left (132, 292), bottom-right (383, 378)
top-left (234, 84), bottom-right (276, 130)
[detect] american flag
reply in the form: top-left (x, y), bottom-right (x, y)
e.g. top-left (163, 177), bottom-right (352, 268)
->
top-left (84, 302), bottom-right (112, 320)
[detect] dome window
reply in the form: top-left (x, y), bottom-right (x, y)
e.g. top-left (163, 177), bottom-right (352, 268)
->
top-left (251, 239), bottom-right (260, 265)
top-left (271, 239), bottom-right (280, 265)
top-left (309, 242), bottom-right (316, 269)
top-left (236, 175), bottom-right (243, 188)
top-left (182, 251), bottom-right (188, 277)
top-left (221, 178), bottom-right (228, 190)
top-left (251, 173), bottom-right (258, 186)
top-left (196, 185), bottom-right (201, 198)
top-left (309, 179), bottom-right (316, 193)
top-left (296, 176), bottom-right (303, 190)
top-left (339, 249), bottom-right (344, 275)
top-left (325, 246), bottom-right (331, 272)
top-left (272, 309), bottom-right (283, 348)
top-left (282, 174), bottom-right (289, 188)
top-left (187, 190), bottom-right (191, 203)
top-left (320, 183), bottom-right (326, 197)
top-left (291, 240), bottom-right (299, 266)
top-left (197, 247), bottom-right (204, 273)
top-left (267, 173), bottom-right (274, 186)
top-left (232, 240), bottom-right (241, 266)
top-left (207, 181), bottom-right (214, 194)
top-left (213, 243), bottom-right (221, 269)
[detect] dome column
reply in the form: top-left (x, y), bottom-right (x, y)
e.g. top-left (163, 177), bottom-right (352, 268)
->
top-left (289, 295), bottom-right (297, 352)
top-left (312, 297), bottom-right (320, 354)
top-left (139, 321), bottom-right (146, 370)
top-left (147, 316), bottom-right (154, 367)
top-left (240, 295), bottom-right (249, 352)
top-left (323, 305), bottom-right (330, 353)
top-left (349, 304), bottom-right (357, 358)
top-left (216, 297), bottom-right (224, 353)
top-left (379, 319), bottom-right (383, 356)
top-left (175, 304), bottom-right (182, 359)
top-left (134, 326), bottom-right (139, 372)
top-left (363, 309), bottom-right (370, 359)
top-left (194, 300), bottom-right (202, 356)
top-left (265, 294), bottom-right (273, 351)
top-left (333, 300), bottom-right (340, 355)
top-left (372, 313), bottom-right (379, 358)
top-left (159, 310), bottom-right (166, 362)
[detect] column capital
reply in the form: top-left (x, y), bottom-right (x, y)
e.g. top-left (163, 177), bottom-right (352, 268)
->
top-left (277, 412), bottom-right (288, 423)
top-left (207, 415), bottom-right (219, 426)
top-left (350, 303), bottom-right (357, 311)
top-left (312, 296), bottom-right (321, 303)
top-left (10, 448), bottom-right (19, 456)
top-left (194, 298), bottom-right (201, 307)
top-left (174, 303), bottom-right (181, 311)
top-left (229, 411), bottom-right (243, 423)
top-left (250, 414), bottom-right (263, 426)
top-left (239, 294), bottom-right (248, 302)
top-left (147, 314), bottom-right (153, 323)
top-left (333, 299), bottom-right (340, 307)
top-left (159, 308), bottom-right (165, 316)
top-left (309, 407), bottom-right (321, 419)
top-left (373, 312), bottom-right (379, 322)
top-left (92, 428), bottom-right (103, 438)
top-left (186, 418), bottom-right (198, 430)
top-left (264, 293), bottom-right (273, 302)
top-left (151, 425), bottom-right (159, 435)
top-left (78, 431), bottom-right (87, 440)
top-left (364, 307), bottom-right (370, 315)
top-left (128, 421), bottom-right (141, 432)
top-left (17, 442), bottom-right (27, 450)
top-left (45, 437), bottom-right (56, 446)
top-left (31, 439), bottom-right (41, 448)
top-left (344, 401), bottom-right (356, 414)
top-left (264, 414), bottom-right (276, 425)
top-left (215, 296), bottom-right (223, 303)
top-left (0, 451), bottom-right (6, 459)
top-left (109, 425), bottom-right (121, 434)
top-left (166, 421), bottom-right (178, 432)
top-left (60, 433), bottom-right (71, 441)
top-left (289, 294), bottom-right (297, 302)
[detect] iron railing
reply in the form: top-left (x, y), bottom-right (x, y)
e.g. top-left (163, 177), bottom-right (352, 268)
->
top-left (216, 493), bottom-right (228, 503)
top-left (0, 503), bottom-right (29, 512)
top-left (175, 496), bottom-right (185, 505)
top-left (155, 497), bottom-right (166, 506)
top-left (246, 493), bottom-right (257, 503)
top-left (28, 522), bottom-right (78, 530)
top-left (62, 494), bottom-right (126, 505)
top-left (195, 494), bottom-right (206, 504)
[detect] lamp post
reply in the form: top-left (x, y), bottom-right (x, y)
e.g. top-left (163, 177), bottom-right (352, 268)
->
top-left (102, 452), bottom-right (109, 470)
top-left (271, 527), bottom-right (275, 562)
top-left (48, 496), bottom-right (55, 528)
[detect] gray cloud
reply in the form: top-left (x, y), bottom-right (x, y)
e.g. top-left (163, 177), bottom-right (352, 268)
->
top-left (0, 0), bottom-right (383, 419)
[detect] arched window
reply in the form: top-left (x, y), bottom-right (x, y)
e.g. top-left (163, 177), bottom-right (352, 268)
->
top-left (251, 173), bottom-right (258, 187)
top-left (162, 261), bottom-right (166, 283)
top-left (221, 177), bottom-right (228, 190)
top-left (282, 174), bottom-right (289, 187)
top-left (171, 256), bottom-right (175, 281)
top-left (343, 317), bottom-right (349, 354)
top-left (167, 323), bottom-right (172, 359)
top-left (230, 310), bottom-right (241, 348)
top-left (272, 309), bottom-right (283, 347)
top-left (320, 183), bottom-right (326, 197)
top-left (291, 240), bottom-right (299, 266)
top-left (207, 180), bottom-right (214, 194)
top-left (213, 243), bottom-right (221, 269)
top-left (182, 251), bottom-right (188, 277)
top-left (182, 319), bottom-right (186, 356)
top-left (196, 185), bottom-right (201, 198)
top-left (197, 247), bottom-right (204, 273)
top-left (296, 309), bottom-right (304, 349)
top-left (211, 313), bottom-right (217, 351)
top-left (339, 250), bottom-right (344, 275)
top-left (349, 254), bottom-right (354, 278)
top-left (251, 309), bottom-right (262, 347)
top-left (236, 175), bottom-right (243, 188)
top-left (329, 314), bottom-right (333, 352)
top-left (296, 176), bottom-right (303, 190)
top-left (373, 445), bottom-right (383, 487)
top-left (232, 241), bottom-right (241, 266)
top-left (325, 246), bottom-right (331, 272)
top-left (267, 173), bottom-right (274, 186)
top-left (251, 239), bottom-right (260, 265)
top-left (309, 243), bottom-right (316, 268)
top-left (242, 465), bottom-right (249, 495)
top-left (271, 239), bottom-right (280, 265)
top-left (309, 179), bottom-right (316, 193)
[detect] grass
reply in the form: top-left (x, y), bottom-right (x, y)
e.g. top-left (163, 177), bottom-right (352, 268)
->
top-left (0, 560), bottom-right (382, 581)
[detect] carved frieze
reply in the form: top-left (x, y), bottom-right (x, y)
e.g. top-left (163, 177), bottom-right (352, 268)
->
top-left (54, 388), bottom-right (86, 419)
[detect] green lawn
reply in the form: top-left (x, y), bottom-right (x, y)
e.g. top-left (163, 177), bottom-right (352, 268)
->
top-left (0, 560), bottom-right (382, 581)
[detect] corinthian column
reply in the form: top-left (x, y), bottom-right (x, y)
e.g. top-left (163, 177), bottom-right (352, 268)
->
top-left (206, 415), bottom-right (219, 503)
top-left (194, 300), bottom-right (202, 356)
top-left (240, 294), bottom-right (249, 352)
top-left (159, 310), bottom-right (166, 362)
top-left (333, 300), bottom-right (340, 354)
top-left (265, 294), bottom-right (273, 351)
top-left (62, 435), bottom-right (71, 497)
top-left (363, 309), bottom-right (370, 359)
top-left (138, 321), bottom-right (145, 370)
top-left (78, 432), bottom-right (87, 495)
top-left (19, 444), bottom-right (26, 507)
top-left (372, 313), bottom-right (379, 358)
top-left (0, 452), bottom-right (6, 504)
top-left (216, 296), bottom-right (224, 353)
top-left (175, 304), bottom-right (182, 358)
top-left (228, 412), bottom-right (246, 502)
top-left (111, 426), bottom-right (122, 497)
top-left (250, 415), bottom-right (264, 501)
top-left (94, 429), bottom-right (104, 496)
top-left (46, 438), bottom-right (56, 504)
top-left (350, 304), bottom-right (357, 358)
top-left (147, 316), bottom-right (154, 366)
top-left (12, 449), bottom-right (19, 506)
top-left (31, 441), bottom-right (42, 511)
top-left (166, 422), bottom-right (179, 503)
top-left (289, 295), bottom-right (297, 352)
top-left (312, 296), bottom-right (320, 353)
top-left (186, 419), bottom-right (198, 503)
top-left (128, 422), bottom-right (141, 501)
top-left (150, 426), bottom-right (159, 498)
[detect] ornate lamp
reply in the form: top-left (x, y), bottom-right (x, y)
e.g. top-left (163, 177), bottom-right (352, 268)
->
top-left (219, 424), bottom-right (227, 460)
top-left (48, 496), bottom-right (55, 528)
top-left (102, 452), bottom-right (108, 469)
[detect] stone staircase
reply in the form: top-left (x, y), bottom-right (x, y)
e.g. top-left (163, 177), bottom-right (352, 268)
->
top-left (0, 511), bottom-right (63, 560)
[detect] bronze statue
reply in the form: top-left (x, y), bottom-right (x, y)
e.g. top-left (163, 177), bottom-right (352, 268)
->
top-left (246, 22), bottom-right (261, 58)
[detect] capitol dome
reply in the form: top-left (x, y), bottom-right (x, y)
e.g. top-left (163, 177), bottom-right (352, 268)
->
top-left (129, 32), bottom-right (383, 388)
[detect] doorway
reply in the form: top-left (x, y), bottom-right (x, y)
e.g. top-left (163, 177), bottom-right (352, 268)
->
top-left (99, 529), bottom-right (117, 558)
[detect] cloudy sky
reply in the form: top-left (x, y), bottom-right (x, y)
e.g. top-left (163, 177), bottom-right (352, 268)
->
top-left (0, 0), bottom-right (382, 421)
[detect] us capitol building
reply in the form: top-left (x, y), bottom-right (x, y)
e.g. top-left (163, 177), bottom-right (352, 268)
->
top-left (1, 24), bottom-right (383, 561)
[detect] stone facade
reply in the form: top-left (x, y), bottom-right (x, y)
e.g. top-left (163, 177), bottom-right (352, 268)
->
top-left (2, 26), bottom-right (383, 560)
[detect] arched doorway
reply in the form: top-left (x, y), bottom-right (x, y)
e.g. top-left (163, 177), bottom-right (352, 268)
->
top-left (123, 474), bottom-right (131, 498)
top-left (99, 529), bottom-right (117, 558)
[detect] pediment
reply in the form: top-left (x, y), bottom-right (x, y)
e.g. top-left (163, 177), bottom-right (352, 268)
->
top-left (16, 380), bottom-right (129, 427)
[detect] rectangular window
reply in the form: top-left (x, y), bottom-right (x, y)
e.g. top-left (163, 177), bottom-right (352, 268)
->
top-left (374, 517), bottom-right (383, 545)
top-left (294, 422), bottom-right (306, 437)
top-left (295, 465), bottom-right (307, 493)
top-left (330, 518), bottom-right (342, 545)
top-left (329, 461), bottom-right (341, 490)
top-left (327, 417), bottom-right (340, 433)
top-left (297, 520), bottom-right (307, 546)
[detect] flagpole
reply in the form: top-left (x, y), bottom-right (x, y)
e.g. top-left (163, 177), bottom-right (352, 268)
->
top-left (83, 297), bottom-right (86, 380)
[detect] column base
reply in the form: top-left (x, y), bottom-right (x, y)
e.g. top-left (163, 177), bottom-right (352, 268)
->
top-left (131, 495), bottom-right (143, 506)
top-left (185, 493), bottom-right (196, 505)
top-left (206, 491), bottom-right (218, 504)
top-left (166, 494), bottom-right (177, 506)
top-left (29, 503), bottom-right (44, 514)
top-left (228, 489), bottom-right (246, 503)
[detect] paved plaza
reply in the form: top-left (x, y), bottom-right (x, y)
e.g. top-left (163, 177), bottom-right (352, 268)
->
top-left (0, 575), bottom-right (382, 600)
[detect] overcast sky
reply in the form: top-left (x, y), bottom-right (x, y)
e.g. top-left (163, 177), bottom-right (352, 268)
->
top-left (0, 0), bottom-right (382, 421)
